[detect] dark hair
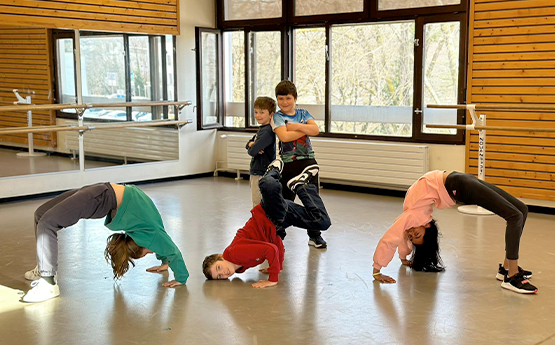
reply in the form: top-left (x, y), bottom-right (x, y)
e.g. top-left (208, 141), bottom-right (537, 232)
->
top-left (104, 233), bottom-right (143, 280)
top-left (275, 80), bottom-right (297, 99)
top-left (254, 96), bottom-right (276, 114)
top-left (202, 254), bottom-right (223, 280)
top-left (409, 219), bottom-right (445, 272)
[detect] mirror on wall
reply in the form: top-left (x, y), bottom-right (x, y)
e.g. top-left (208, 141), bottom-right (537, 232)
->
top-left (0, 25), bottom-right (180, 178)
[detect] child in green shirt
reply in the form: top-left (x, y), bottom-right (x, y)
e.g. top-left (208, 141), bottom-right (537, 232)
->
top-left (22, 182), bottom-right (188, 303)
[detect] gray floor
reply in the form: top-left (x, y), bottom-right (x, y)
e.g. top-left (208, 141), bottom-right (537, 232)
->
top-left (0, 176), bottom-right (554, 345)
top-left (0, 147), bottom-right (116, 177)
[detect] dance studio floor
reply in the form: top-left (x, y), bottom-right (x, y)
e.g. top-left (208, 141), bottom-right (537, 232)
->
top-left (0, 176), bottom-right (554, 345)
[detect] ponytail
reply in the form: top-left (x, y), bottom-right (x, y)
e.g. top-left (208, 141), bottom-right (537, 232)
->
top-left (104, 233), bottom-right (143, 280)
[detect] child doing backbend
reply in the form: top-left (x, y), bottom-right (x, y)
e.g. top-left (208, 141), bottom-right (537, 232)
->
top-left (372, 170), bottom-right (537, 294)
top-left (23, 182), bottom-right (189, 303)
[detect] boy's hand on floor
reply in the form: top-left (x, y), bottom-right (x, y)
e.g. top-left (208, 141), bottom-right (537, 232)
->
top-left (162, 280), bottom-right (182, 288)
top-left (400, 259), bottom-right (411, 266)
top-left (147, 263), bottom-right (169, 273)
top-left (252, 280), bottom-right (277, 289)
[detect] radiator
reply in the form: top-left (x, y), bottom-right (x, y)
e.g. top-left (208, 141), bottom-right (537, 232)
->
top-left (217, 134), bottom-right (428, 189)
top-left (64, 124), bottom-right (179, 162)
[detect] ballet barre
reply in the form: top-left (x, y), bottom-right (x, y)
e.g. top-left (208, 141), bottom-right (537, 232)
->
top-left (0, 100), bottom-right (193, 171)
top-left (425, 103), bottom-right (555, 215)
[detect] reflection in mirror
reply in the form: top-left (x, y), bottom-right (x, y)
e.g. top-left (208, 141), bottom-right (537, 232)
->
top-left (0, 25), bottom-right (180, 178)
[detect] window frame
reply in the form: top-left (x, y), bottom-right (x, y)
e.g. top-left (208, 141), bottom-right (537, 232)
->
top-left (195, 27), bottom-right (224, 130)
top-left (211, 0), bottom-right (469, 144)
top-left (51, 30), bottom-right (178, 123)
top-left (413, 13), bottom-right (467, 143)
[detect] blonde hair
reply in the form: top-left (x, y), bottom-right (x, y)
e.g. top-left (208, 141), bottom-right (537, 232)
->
top-left (104, 233), bottom-right (143, 280)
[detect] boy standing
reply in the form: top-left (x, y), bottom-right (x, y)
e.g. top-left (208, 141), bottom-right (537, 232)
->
top-left (202, 160), bottom-right (331, 288)
top-left (246, 96), bottom-right (277, 207)
top-left (272, 80), bottom-right (328, 248)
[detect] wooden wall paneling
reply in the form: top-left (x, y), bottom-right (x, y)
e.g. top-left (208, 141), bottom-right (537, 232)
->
top-left (0, 0), bottom-right (179, 35)
top-left (0, 25), bottom-right (55, 147)
top-left (468, 0), bottom-right (555, 202)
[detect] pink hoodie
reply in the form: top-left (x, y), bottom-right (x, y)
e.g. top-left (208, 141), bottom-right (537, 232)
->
top-left (372, 170), bottom-right (455, 270)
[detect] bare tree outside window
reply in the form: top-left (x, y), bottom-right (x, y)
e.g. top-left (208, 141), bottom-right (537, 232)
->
top-left (225, 0), bottom-right (282, 21)
top-left (223, 31), bottom-right (245, 127)
top-left (295, 0), bottom-right (363, 16)
top-left (294, 27), bottom-right (326, 131)
top-left (201, 32), bottom-right (219, 126)
top-left (248, 31), bottom-right (281, 126)
top-left (379, 0), bottom-right (460, 11)
top-left (331, 22), bottom-right (415, 136)
top-left (422, 22), bottom-right (460, 134)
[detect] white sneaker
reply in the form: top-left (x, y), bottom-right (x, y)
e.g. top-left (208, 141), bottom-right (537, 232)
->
top-left (287, 164), bottom-right (319, 192)
top-left (24, 265), bottom-right (41, 281)
top-left (22, 278), bottom-right (60, 303)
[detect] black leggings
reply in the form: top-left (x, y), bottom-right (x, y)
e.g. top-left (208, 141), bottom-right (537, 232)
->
top-left (444, 172), bottom-right (528, 260)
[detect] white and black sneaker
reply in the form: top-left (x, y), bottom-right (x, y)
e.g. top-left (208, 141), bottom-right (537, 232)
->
top-left (496, 263), bottom-right (532, 281)
top-left (265, 158), bottom-right (284, 175)
top-left (287, 165), bottom-right (319, 193)
top-left (501, 273), bottom-right (537, 294)
top-left (308, 235), bottom-right (327, 249)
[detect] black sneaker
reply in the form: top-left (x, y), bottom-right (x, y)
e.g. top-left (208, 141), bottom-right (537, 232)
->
top-left (287, 164), bottom-right (319, 193)
top-left (496, 263), bottom-right (532, 281)
top-left (276, 225), bottom-right (287, 240)
top-left (265, 158), bottom-right (284, 175)
top-left (501, 273), bottom-right (537, 294)
top-left (308, 235), bottom-right (327, 249)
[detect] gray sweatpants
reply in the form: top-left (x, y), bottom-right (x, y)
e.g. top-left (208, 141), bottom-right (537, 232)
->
top-left (34, 183), bottom-right (117, 276)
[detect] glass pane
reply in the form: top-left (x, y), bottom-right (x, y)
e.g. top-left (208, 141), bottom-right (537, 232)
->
top-left (223, 31), bottom-right (245, 128)
top-left (379, 0), bottom-right (460, 11)
top-left (296, 0), bottom-right (363, 16)
top-left (331, 22), bottom-right (415, 137)
top-left (166, 35), bottom-right (176, 119)
top-left (423, 22), bottom-right (460, 135)
top-left (201, 32), bottom-right (219, 126)
top-left (224, 0), bottom-right (282, 21)
top-left (294, 27), bottom-right (325, 132)
top-left (129, 36), bottom-right (154, 121)
top-left (248, 31), bottom-right (281, 127)
top-left (80, 35), bottom-right (126, 120)
top-left (56, 39), bottom-right (76, 113)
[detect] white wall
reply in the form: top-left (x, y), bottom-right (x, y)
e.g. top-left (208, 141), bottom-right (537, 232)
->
top-left (0, 0), bottom-right (217, 198)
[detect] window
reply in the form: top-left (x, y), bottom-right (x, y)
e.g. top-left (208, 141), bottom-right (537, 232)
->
top-left (53, 31), bottom-right (177, 122)
top-left (295, 0), bottom-right (364, 16)
top-left (422, 21), bottom-right (461, 135)
top-left (248, 31), bottom-right (282, 127)
top-left (81, 35), bottom-right (126, 120)
top-left (331, 22), bottom-right (415, 137)
top-left (223, 0), bottom-right (282, 21)
top-left (378, 0), bottom-right (460, 11)
top-left (196, 28), bottom-right (222, 129)
top-left (212, 1), bottom-right (467, 144)
top-left (293, 27), bottom-right (326, 132)
top-left (223, 31), bottom-right (246, 128)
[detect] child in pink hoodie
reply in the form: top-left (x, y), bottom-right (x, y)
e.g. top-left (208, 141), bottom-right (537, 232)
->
top-left (372, 170), bottom-right (537, 294)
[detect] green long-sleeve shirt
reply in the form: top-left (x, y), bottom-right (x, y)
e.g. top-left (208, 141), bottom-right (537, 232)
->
top-left (104, 185), bottom-right (189, 284)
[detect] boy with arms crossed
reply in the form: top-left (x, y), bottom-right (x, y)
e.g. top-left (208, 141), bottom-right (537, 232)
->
top-left (246, 96), bottom-right (277, 207)
top-left (272, 80), bottom-right (328, 248)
